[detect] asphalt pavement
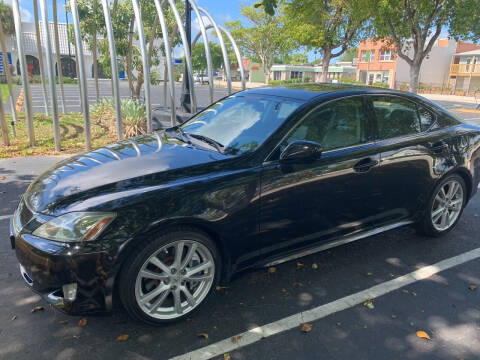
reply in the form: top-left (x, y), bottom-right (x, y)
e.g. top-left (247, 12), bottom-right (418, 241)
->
top-left (0, 99), bottom-right (480, 360)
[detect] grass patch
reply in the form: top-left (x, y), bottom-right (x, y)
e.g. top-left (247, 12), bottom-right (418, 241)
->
top-left (1, 83), bottom-right (16, 100)
top-left (0, 112), bottom-right (116, 158)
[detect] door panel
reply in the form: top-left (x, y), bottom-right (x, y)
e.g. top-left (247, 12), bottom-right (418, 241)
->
top-left (259, 96), bottom-right (384, 257)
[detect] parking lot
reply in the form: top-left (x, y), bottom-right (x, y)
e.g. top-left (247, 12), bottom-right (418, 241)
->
top-left (0, 99), bottom-right (480, 360)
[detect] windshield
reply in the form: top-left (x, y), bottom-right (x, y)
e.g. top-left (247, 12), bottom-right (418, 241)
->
top-left (181, 94), bottom-right (303, 155)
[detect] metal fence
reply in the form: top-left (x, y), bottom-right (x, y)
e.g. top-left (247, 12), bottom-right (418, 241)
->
top-left (0, 0), bottom-right (245, 150)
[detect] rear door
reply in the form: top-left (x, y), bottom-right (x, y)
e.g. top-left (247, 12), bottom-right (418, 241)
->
top-left (366, 95), bottom-right (452, 225)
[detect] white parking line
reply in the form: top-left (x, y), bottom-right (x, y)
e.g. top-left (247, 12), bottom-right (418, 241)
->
top-left (0, 214), bottom-right (11, 221)
top-left (170, 247), bottom-right (480, 360)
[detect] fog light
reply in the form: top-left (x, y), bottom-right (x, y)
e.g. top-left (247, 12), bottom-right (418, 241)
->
top-left (62, 283), bottom-right (77, 302)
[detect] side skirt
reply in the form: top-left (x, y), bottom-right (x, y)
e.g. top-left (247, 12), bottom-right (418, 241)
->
top-left (263, 220), bottom-right (414, 267)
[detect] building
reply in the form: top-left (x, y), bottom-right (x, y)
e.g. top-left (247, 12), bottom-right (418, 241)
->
top-left (0, 21), bottom-right (164, 80)
top-left (270, 62), bottom-right (356, 83)
top-left (356, 38), bottom-right (479, 89)
top-left (448, 48), bottom-right (480, 93)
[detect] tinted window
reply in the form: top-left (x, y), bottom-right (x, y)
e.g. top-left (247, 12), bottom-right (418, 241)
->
top-left (281, 97), bottom-right (369, 152)
top-left (417, 105), bottom-right (435, 131)
top-left (372, 96), bottom-right (420, 139)
top-left (181, 95), bottom-right (302, 155)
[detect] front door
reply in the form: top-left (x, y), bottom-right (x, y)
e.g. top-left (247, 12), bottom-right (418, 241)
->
top-left (259, 96), bottom-right (384, 258)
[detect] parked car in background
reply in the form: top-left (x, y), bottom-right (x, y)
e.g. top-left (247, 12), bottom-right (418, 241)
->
top-left (193, 73), bottom-right (209, 84)
top-left (10, 84), bottom-right (480, 325)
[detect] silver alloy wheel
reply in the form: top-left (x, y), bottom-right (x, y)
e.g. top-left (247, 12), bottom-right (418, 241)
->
top-left (135, 240), bottom-right (215, 320)
top-left (431, 179), bottom-right (464, 232)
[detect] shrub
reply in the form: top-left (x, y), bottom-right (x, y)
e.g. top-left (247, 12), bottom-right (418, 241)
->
top-left (91, 98), bottom-right (146, 138)
top-left (372, 82), bottom-right (390, 88)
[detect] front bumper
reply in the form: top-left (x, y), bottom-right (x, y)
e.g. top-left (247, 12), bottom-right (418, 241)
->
top-left (10, 215), bottom-right (114, 315)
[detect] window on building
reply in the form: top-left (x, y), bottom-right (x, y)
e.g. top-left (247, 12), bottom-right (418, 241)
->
top-left (361, 51), bottom-right (367, 62)
top-left (379, 50), bottom-right (394, 61)
top-left (382, 71), bottom-right (390, 84)
top-left (361, 50), bottom-right (375, 62)
top-left (290, 71), bottom-right (303, 79)
top-left (370, 50), bottom-right (375, 62)
top-left (273, 71), bottom-right (281, 81)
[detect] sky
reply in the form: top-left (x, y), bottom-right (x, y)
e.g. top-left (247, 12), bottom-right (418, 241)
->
top-left (6, 0), bottom-right (262, 58)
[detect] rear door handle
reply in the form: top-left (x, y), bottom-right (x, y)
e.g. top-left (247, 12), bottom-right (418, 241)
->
top-left (353, 157), bottom-right (379, 173)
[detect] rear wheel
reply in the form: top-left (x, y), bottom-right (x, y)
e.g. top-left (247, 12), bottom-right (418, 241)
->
top-left (418, 174), bottom-right (466, 237)
top-left (119, 229), bottom-right (220, 324)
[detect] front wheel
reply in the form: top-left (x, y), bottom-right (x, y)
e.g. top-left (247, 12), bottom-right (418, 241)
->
top-left (418, 174), bottom-right (467, 237)
top-left (119, 229), bottom-right (220, 324)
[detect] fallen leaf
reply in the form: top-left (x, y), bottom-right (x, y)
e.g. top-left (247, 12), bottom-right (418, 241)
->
top-left (216, 286), bottom-right (228, 291)
top-left (59, 320), bottom-right (68, 325)
top-left (213, 326), bottom-right (217, 330)
top-left (260, 296), bottom-right (265, 300)
top-left (11, 315), bottom-right (17, 321)
top-left (116, 334), bottom-right (129, 341)
top-left (411, 292), bottom-right (417, 296)
top-left (336, 322), bottom-right (341, 326)
top-left (469, 285), bottom-right (477, 291)
top-left (301, 323), bottom-right (312, 333)
top-left (239, 302), bottom-right (245, 306)
top-left (366, 272), bottom-right (373, 276)
top-left (416, 330), bottom-right (432, 340)
top-left (31, 306), bottom-right (44, 313)
top-left (231, 335), bottom-right (242, 343)
top-left (363, 299), bottom-right (375, 310)
top-left (0, 176), bottom-right (6, 180)
top-left (78, 318), bottom-right (87, 327)
top-left (197, 333), bottom-right (209, 340)
top-left (292, 282), bottom-right (304, 287)
top-left (391, 314), bottom-right (397, 319)
top-left (268, 267), bottom-right (277, 274)
top-left (296, 262), bottom-right (304, 269)
top-left (312, 263), bottom-right (319, 269)
top-left (402, 289), bottom-right (409, 294)
top-left (281, 288), bottom-right (287, 293)
top-left (223, 354), bottom-right (231, 360)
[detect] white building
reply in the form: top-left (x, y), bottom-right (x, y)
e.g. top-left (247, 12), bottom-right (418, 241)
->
top-left (0, 21), bottom-right (165, 80)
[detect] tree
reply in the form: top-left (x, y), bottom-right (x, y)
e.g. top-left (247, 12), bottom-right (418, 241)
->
top-left (191, 42), bottom-right (224, 72)
top-left (371, 0), bottom-right (480, 93)
top-left (68, 0), bottom-right (105, 101)
top-left (286, 52), bottom-right (309, 64)
top-left (227, 5), bottom-right (291, 84)
top-left (340, 47), bottom-right (358, 62)
top-left (282, 0), bottom-right (372, 82)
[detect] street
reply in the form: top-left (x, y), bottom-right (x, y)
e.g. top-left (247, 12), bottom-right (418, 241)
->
top-left (0, 98), bottom-right (480, 360)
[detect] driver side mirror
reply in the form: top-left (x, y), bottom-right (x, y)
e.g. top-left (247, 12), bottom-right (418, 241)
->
top-left (279, 140), bottom-right (322, 164)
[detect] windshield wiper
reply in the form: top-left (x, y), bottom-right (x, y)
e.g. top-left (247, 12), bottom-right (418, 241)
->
top-left (186, 133), bottom-right (224, 154)
top-left (165, 127), bottom-right (191, 144)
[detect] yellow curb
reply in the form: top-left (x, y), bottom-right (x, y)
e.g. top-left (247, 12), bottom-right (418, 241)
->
top-left (457, 108), bottom-right (480, 114)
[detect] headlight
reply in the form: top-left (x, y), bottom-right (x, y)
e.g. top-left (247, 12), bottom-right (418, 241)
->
top-left (32, 212), bottom-right (115, 243)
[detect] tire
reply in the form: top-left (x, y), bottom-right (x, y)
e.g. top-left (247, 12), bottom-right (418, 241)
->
top-left (417, 174), bottom-right (467, 237)
top-left (118, 228), bottom-right (221, 325)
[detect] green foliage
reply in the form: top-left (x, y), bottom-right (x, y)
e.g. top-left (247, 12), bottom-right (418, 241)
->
top-left (340, 47), bottom-right (358, 62)
top-left (254, 0), bottom-right (278, 16)
top-left (0, 1), bottom-right (14, 35)
top-left (449, 0), bottom-right (480, 42)
top-left (372, 81), bottom-right (389, 88)
top-left (191, 42), bottom-right (224, 72)
top-left (226, 5), bottom-right (292, 82)
top-left (149, 69), bottom-right (162, 86)
top-left (284, 52), bottom-right (309, 64)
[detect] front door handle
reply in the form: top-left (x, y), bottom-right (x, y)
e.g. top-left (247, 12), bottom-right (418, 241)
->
top-left (353, 157), bottom-right (379, 173)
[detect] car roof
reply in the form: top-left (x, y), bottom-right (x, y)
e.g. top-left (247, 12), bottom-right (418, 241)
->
top-left (241, 83), bottom-right (414, 102)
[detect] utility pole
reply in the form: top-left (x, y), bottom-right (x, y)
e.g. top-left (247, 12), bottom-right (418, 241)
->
top-left (180, 0), bottom-right (192, 113)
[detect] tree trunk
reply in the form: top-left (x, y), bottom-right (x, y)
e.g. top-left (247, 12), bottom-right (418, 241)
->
top-left (127, 18), bottom-right (135, 98)
top-left (320, 50), bottom-right (331, 83)
top-left (264, 69), bottom-right (270, 85)
top-left (0, 86), bottom-right (9, 146)
top-left (409, 61), bottom-right (421, 94)
top-left (148, 15), bottom-right (159, 67)
top-left (0, 23), bottom-right (18, 135)
top-left (135, 64), bottom-right (144, 99)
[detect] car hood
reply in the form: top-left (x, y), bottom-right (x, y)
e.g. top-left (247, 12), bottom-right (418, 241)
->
top-left (25, 132), bottom-right (230, 214)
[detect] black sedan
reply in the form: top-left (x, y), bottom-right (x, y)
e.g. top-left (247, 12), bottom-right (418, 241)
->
top-left (9, 84), bottom-right (480, 324)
